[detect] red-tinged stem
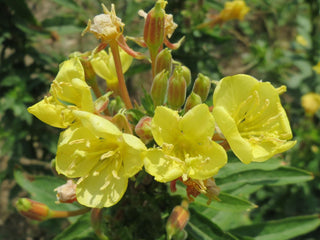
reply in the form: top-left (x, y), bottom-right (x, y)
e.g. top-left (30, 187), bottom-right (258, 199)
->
top-left (51, 207), bottom-right (90, 218)
top-left (109, 40), bottom-right (133, 109)
top-left (91, 208), bottom-right (109, 240)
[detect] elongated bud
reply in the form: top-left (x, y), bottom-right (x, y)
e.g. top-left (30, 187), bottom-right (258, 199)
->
top-left (154, 48), bottom-right (172, 75)
top-left (135, 116), bottom-right (153, 144)
top-left (144, 0), bottom-right (165, 51)
top-left (16, 198), bottom-right (52, 221)
top-left (151, 69), bottom-right (169, 106)
top-left (184, 92), bottom-right (202, 112)
top-left (192, 73), bottom-right (211, 102)
top-left (167, 66), bottom-right (187, 110)
top-left (166, 200), bottom-right (189, 240)
top-left (181, 66), bottom-right (191, 87)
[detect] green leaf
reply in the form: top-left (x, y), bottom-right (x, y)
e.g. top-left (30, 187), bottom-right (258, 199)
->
top-left (14, 168), bottom-right (79, 211)
top-left (53, 213), bottom-right (96, 240)
top-left (171, 182), bottom-right (257, 212)
top-left (230, 215), bottom-right (320, 240)
top-left (186, 208), bottom-right (239, 240)
top-left (216, 166), bottom-right (313, 192)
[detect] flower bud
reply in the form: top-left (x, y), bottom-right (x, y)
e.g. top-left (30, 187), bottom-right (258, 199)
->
top-left (16, 198), bottom-right (52, 221)
top-left (167, 66), bottom-right (187, 110)
top-left (154, 48), bottom-right (172, 75)
top-left (166, 200), bottom-right (190, 240)
top-left (192, 73), bottom-right (211, 102)
top-left (54, 180), bottom-right (77, 204)
top-left (135, 116), bottom-right (153, 144)
top-left (181, 66), bottom-right (191, 87)
top-left (143, 0), bottom-right (165, 51)
top-left (184, 92), bottom-right (202, 112)
top-left (151, 69), bottom-right (169, 106)
top-left (301, 93), bottom-right (320, 116)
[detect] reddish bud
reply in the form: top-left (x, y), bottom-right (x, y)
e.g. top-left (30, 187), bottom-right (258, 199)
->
top-left (184, 92), bottom-right (202, 112)
top-left (143, 1), bottom-right (165, 51)
top-left (135, 116), bottom-right (153, 144)
top-left (154, 48), bottom-right (172, 75)
top-left (166, 200), bottom-right (190, 240)
top-left (167, 66), bottom-right (187, 110)
top-left (111, 112), bottom-right (133, 134)
top-left (16, 198), bottom-right (52, 221)
top-left (151, 69), bottom-right (169, 106)
top-left (192, 73), bottom-right (211, 102)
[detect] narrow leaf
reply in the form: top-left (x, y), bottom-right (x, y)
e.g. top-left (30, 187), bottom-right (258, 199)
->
top-left (230, 215), bottom-right (320, 240)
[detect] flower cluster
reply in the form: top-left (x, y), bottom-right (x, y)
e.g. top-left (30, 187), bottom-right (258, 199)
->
top-left (27, 0), bottom-right (295, 210)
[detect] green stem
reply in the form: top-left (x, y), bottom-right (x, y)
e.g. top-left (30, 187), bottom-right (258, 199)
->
top-left (109, 40), bottom-right (133, 109)
top-left (91, 208), bottom-right (109, 240)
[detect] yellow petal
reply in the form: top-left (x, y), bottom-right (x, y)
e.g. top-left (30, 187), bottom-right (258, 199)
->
top-left (152, 106), bottom-right (180, 146)
top-left (56, 124), bottom-right (102, 178)
top-left (76, 159), bottom-right (128, 208)
top-left (179, 104), bottom-right (215, 143)
top-left (144, 149), bottom-right (185, 182)
top-left (27, 96), bottom-right (73, 128)
top-left (73, 110), bottom-right (121, 138)
top-left (186, 140), bottom-right (227, 179)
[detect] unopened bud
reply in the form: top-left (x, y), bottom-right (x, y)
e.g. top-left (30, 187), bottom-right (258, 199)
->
top-left (135, 116), bottom-right (153, 144)
top-left (166, 200), bottom-right (190, 240)
top-left (181, 66), bottom-right (191, 87)
top-left (80, 56), bottom-right (96, 84)
top-left (151, 70), bottom-right (169, 106)
top-left (167, 66), bottom-right (187, 110)
top-left (192, 73), bottom-right (211, 102)
top-left (154, 48), bottom-right (172, 75)
top-left (16, 198), bottom-right (52, 221)
top-left (54, 180), bottom-right (77, 203)
top-left (184, 92), bottom-right (202, 112)
top-left (144, 0), bottom-right (165, 51)
top-left (95, 92), bottom-right (112, 113)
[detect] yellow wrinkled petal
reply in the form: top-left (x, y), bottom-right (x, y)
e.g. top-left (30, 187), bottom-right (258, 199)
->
top-left (27, 96), bottom-right (73, 128)
top-left (73, 110), bottom-right (121, 138)
top-left (76, 159), bottom-right (128, 208)
top-left (152, 106), bottom-right (180, 146)
top-left (144, 149), bottom-right (185, 182)
top-left (179, 104), bottom-right (215, 143)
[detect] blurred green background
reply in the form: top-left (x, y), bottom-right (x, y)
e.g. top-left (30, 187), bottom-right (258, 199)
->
top-left (1, 0), bottom-right (320, 239)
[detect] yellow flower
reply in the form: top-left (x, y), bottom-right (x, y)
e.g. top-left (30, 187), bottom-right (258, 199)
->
top-left (82, 4), bottom-right (124, 43)
top-left (55, 111), bottom-right (146, 208)
top-left (220, 0), bottom-right (250, 22)
top-left (301, 93), bottom-right (320, 116)
top-left (144, 104), bottom-right (227, 182)
top-left (312, 62), bottom-right (320, 74)
top-left (90, 48), bottom-right (132, 93)
top-left (28, 57), bottom-right (94, 128)
top-left (296, 35), bottom-right (308, 47)
top-left (212, 74), bottom-right (296, 164)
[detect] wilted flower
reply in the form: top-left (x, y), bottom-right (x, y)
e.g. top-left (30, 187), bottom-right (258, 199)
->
top-left (28, 57), bottom-right (94, 128)
top-left (301, 92), bottom-right (320, 116)
top-left (144, 104), bottom-right (227, 182)
top-left (55, 111), bottom-right (146, 208)
top-left (212, 74), bottom-right (296, 164)
top-left (54, 180), bottom-right (77, 203)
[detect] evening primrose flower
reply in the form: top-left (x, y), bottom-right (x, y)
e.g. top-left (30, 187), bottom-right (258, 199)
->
top-left (90, 48), bottom-right (132, 93)
top-left (55, 111), bottom-right (146, 208)
top-left (301, 92), bottom-right (320, 116)
top-left (220, 0), bottom-right (250, 22)
top-left (312, 61), bottom-right (320, 74)
top-left (144, 104), bottom-right (227, 182)
top-left (28, 57), bottom-right (94, 128)
top-left (212, 74), bottom-right (296, 164)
